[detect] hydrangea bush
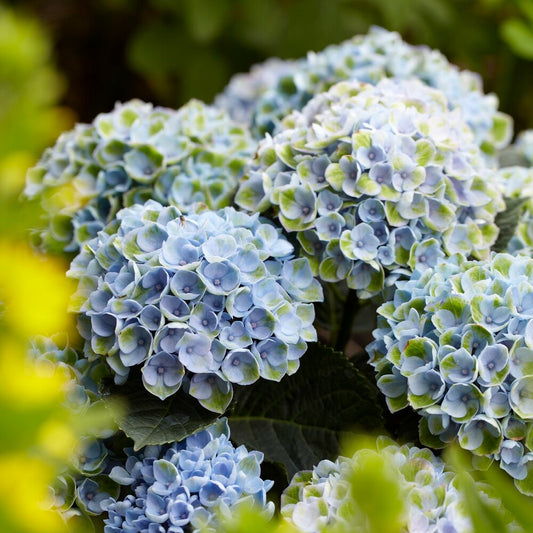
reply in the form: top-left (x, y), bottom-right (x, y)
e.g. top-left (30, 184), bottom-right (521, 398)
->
top-left (236, 78), bottom-right (503, 297)
top-left (24, 100), bottom-right (256, 253)
top-left (22, 26), bottom-right (533, 532)
top-left (68, 200), bottom-right (322, 412)
top-left (367, 253), bottom-right (533, 493)
top-left (217, 26), bottom-right (512, 156)
top-left (281, 438), bottom-right (480, 532)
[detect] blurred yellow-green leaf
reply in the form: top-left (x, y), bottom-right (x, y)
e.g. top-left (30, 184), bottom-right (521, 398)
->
top-left (501, 18), bottom-right (533, 59)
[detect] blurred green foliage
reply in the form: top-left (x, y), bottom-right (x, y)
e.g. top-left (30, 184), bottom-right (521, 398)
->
top-left (6, 0), bottom-right (532, 133)
top-left (0, 6), bottom-right (107, 533)
top-left (100, 0), bottom-right (533, 131)
top-left (0, 3), bottom-right (72, 174)
top-left (0, 3), bottom-right (73, 237)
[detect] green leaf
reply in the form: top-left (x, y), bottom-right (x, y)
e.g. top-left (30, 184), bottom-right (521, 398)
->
top-left (107, 375), bottom-right (219, 450)
top-left (229, 343), bottom-right (384, 477)
top-left (501, 18), bottom-right (533, 60)
top-left (228, 418), bottom-right (348, 479)
top-left (492, 196), bottom-right (527, 253)
top-left (182, 0), bottom-right (232, 43)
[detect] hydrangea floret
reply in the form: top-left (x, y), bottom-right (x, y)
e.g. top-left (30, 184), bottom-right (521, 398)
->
top-left (236, 78), bottom-right (504, 298)
top-left (103, 418), bottom-right (274, 533)
top-left (24, 99), bottom-right (256, 253)
top-left (68, 200), bottom-right (322, 412)
top-left (217, 26), bottom-right (512, 155)
top-left (281, 437), bottom-right (480, 532)
top-left (367, 252), bottom-right (533, 493)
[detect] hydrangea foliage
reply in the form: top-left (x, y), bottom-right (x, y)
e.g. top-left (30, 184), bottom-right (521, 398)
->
top-left (217, 26), bottom-right (512, 155)
top-left (367, 253), bottom-right (533, 492)
top-left (236, 79), bottom-right (503, 298)
top-left (24, 99), bottom-right (256, 253)
top-left (514, 130), bottom-right (533, 166)
top-left (68, 200), bottom-right (322, 412)
top-left (500, 129), bottom-right (533, 168)
top-left (281, 438), bottom-right (476, 532)
top-left (104, 418), bottom-right (274, 533)
top-left (496, 166), bottom-right (533, 255)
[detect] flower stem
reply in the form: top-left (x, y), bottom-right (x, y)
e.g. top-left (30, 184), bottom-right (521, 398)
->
top-left (334, 288), bottom-right (359, 353)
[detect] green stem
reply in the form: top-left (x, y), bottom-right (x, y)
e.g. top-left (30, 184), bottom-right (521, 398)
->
top-left (334, 288), bottom-right (359, 353)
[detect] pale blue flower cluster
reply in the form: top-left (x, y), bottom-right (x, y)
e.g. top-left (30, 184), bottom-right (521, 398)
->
top-left (24, 100), bottom-right (256, 253)
top-left (217, 27), bottom-right (512, 155)
top-left (367, 253), bottom-right (533, 490)
top-left (104, 419), bottom-right (274, 533)
top-left (236, 79), bottom-right (503, 298)
top-left (68, 200), bottom-right (322, 412)
top-left (281, 437), bottom-right (476, 533)
top-left (29, 335), bottom-right (111, 425)
top-left (215, 58), bottom-right (299, 127)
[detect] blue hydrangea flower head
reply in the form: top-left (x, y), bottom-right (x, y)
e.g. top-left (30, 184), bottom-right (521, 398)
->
top-left (68, 200), bottom-right (323, 412)
top-left (281, 438), bottom-right (489, 532)
top-left (236, 79), bottom-right (504, 298)
top-left (217, 26), bottom-right (512, 156)
top-left (367, 252), bottom-right (533, 493)
top-left (24, 100), bottom-right (256, 253)
top-left (103, 418), bottom-right (274, 533)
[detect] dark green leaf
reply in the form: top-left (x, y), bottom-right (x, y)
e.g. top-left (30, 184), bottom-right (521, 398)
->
top-left (229, 418), bottom-right (353, 479)
top-left (106, 376), bottom-right (219, 450)
top-left (229, 343), bottom-right (384, 477)
top-left (492, 196), bottom-right (528, 253)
